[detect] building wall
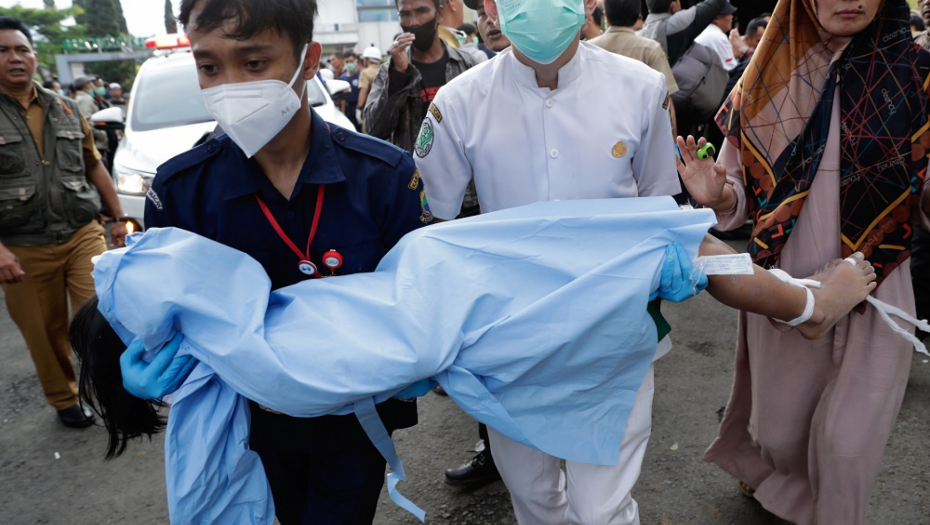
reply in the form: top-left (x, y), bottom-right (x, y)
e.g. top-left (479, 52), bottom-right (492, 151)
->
top-left (356, 21), bottom-right (406, 56)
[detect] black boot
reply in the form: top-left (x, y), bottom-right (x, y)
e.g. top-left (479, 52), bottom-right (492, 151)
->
top-left (57, 403), bottom-right (95, 428)
top-left (444, 448), bottom-right (501, 489)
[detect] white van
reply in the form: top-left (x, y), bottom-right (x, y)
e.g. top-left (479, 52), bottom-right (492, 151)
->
top-left (96, 35), bottom-right (354, 231)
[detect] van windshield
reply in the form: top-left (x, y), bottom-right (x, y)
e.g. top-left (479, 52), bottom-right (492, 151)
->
top-left (130, 60), bottom-right (327, 132)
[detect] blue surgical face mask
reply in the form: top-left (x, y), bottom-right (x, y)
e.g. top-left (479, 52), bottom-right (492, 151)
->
top-left (95, 86), bottom-right (107, 97)
top-left (497, 0), bottom-right (585, 65)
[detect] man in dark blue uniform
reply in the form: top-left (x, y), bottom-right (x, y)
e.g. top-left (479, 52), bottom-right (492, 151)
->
top-left (340, 50), bottom-right (362, 131)
top-left (123, 0), bottom-right (431, 523)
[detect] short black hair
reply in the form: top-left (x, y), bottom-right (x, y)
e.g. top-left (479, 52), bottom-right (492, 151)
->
top-left (746, 16), bottom-right (767, 37)
top-left (330, 51), bottom-right (344, 59)
top-left (646, 0), bottom-right (674, 14)
top-left (591, 6), bottom-right (603, 27)
top-left (604, 0), bottom-right (641, 27)
top-left (0, 16), bottom-right (33, 47)
top-left (458, 22), bottom-right (477, 35)
top-left (911, 14), bottom-right (927, 32)
top-left (344, 49), bottom-right (357, 59)
top-left (394, 0), bottom-right (442, 11)
top-left (178, 0), bottom-right (316, 58)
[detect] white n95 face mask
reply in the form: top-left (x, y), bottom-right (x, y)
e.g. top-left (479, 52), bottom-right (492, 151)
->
top-left (201, 43), bottom-right (310, 158)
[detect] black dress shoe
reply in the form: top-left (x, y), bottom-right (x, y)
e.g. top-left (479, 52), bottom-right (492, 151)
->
top-left (57, 404), bottom-right (95, 428)
top-left (444, 449), bottom-right (501, 489)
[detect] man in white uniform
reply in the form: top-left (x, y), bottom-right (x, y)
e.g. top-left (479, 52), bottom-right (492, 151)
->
top-left (415, 0), bottom-right (680, 522)
top-left (692, 1), bottom-right (738, 72)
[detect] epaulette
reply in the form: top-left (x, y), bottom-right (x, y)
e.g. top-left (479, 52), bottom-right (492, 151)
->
top-left (156, 137), bottom-right (225, 183)
top-left (331, 126), bottom-right (406, 169)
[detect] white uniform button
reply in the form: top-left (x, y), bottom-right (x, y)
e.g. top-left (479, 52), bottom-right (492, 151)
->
top-left (545, 99), bottom-right (554, 108)
top-left (549, 149), bottom-right (559, 159)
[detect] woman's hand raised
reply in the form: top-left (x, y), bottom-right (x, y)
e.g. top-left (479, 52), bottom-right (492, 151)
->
top-left (675, 135), bottom-right (733, 211)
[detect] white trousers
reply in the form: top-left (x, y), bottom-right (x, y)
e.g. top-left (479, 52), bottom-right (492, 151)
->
top-left (488, 364), bottom-right (655, 525)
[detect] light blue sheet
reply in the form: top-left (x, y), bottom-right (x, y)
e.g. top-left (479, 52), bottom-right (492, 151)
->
top-left (93, 197), bottom-right (715, 524)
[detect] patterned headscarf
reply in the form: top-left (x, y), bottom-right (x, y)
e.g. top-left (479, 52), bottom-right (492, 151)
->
top-left (717, 0), bottom-right (930, 285)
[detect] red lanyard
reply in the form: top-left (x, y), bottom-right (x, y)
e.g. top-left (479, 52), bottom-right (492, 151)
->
top-left (255, 185), bottom-right (325, 277)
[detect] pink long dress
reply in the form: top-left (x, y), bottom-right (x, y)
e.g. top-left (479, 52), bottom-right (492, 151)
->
top-left (704, 90), bottom-right (930, 525)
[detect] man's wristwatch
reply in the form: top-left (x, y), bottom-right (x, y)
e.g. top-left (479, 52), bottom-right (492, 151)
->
top-left (113, 216), bottom-right (132, 223)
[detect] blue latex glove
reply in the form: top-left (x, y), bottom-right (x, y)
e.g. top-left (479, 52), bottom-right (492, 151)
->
top-left (120, 333), bottom-right (197, 400)
top-left (649, 242), bottom-right (708, 303)
top-left (394, 379), bottom-right (439, 400)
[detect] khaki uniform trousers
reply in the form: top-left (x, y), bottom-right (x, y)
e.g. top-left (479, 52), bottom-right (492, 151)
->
top-left (2, 221), bottom-right (107, 410)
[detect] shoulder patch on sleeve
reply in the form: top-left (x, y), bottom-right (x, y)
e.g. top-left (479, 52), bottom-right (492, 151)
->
top-left (428, 102), bottom-right (443, 123)
top-left (408, 168), bottom-right (421, 190)
top-left (419, 189), bottom-right (434, 224)
top-left (415, 120), bottom-right (434, 158)
top-left (156, 138), bottom-right (225, 183)
top-left (335, 127), bottom-right (406, 168)
top-left (663, 92), bottom-right (671, 110)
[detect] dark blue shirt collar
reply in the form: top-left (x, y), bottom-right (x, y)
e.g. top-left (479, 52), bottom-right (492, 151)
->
top-left (223, 109), bottom-right (347, 201)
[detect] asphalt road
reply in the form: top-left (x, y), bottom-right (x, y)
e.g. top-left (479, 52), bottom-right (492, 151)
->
top-left (1, 244), bottom-right (928, 524)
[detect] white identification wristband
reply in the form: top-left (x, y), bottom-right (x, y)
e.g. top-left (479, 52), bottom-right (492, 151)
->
top-left (694, 253), bottom-right (754, 275)
top-left (768, 268), bottom-right (817, 327)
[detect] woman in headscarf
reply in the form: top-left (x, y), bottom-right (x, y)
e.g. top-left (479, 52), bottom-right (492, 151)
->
top-left (676, 0), bottom-right (930, 523)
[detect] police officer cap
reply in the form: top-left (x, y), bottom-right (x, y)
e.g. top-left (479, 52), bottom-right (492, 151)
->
top-left (719, 1), bottom-right (737, 15)
top-left (361, 46), bottom-right (382, 60)
top-left (74, 76), bottom-right (96, 89)
top-left (463, 0), bottom-right (479, 10)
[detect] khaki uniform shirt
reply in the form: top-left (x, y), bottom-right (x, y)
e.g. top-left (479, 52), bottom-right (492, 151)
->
top-left (359, 64), bottom-right (379, 91)
top-left (589, 27), bottom-right (679, 95)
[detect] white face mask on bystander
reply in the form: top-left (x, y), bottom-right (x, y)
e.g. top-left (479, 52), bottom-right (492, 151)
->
top-left (201, 43), bottom-right (310, 158)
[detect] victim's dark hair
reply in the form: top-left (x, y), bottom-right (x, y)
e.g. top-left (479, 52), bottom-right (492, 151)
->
top-left (70, 297), bottom-right (166, 460)
top-left (178, 0), bottom-right (317, 59)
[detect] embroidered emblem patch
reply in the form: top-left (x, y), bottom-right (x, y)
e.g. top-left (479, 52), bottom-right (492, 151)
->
top-left (146, 188), bottom-right (164, 211)
top-left (428, 103), bottom-right (443, 123)
top-left (415, 120), bottom-right (433, 158)
top-left (408, 169), bottom-right (421, 190)
top-left (612, 141), bottom-right (628, 158)
top-left (419, 189), bottom-right (434, 223)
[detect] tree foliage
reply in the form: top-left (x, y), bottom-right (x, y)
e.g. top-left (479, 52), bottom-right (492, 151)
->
top-left (77, 0), bottom-right (137, 90)
top-left (165, 0), bottom-right (177, 34)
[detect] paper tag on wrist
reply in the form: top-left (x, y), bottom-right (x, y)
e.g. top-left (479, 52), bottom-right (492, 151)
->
top-left (694, 254), bottom-right (754, 275)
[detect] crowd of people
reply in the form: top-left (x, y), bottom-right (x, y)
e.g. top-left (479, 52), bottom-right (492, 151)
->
top-left (1, 0), bottom-right (929, 524)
